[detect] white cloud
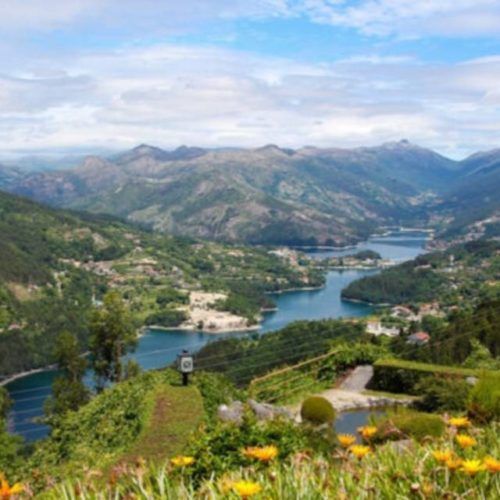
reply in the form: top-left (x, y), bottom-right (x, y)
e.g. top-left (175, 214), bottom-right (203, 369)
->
top-left (0, 42), bottom-right (498, 158)
top-left (4, 0), bottom-right (499, 40)
top-left (291, 0), bottom-right (500, 38)
top-left (0, 2), bottom-right (499, 158)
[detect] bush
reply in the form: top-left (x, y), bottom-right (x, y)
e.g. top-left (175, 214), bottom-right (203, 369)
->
top-left (414, 376), bottom-right (470, 413)
top-left (468, 373), bottom-right (500, 423)
top-left (187, 414), bottom-right (314, 482)
top-left (145, 309), bottom-right (187, 327)
top-left (301, 396), bottom-right (335, 426)
top-left (371, 359), bottom-right (482, 395)
top-left (375, 409), bottom-right (445, 442)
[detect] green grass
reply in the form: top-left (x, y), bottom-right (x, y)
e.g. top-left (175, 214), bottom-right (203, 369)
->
top-left (374, 358), bottom-right (492, 377)
top-left (44, 421), bottom-right (500, 499)
top-left (361, 389), bottom-right (419, 401)
top-left (119, 383), bottom-right (204, 464)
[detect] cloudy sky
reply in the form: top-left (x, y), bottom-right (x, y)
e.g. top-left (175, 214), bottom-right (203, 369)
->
top-left (1, 0), bottom-right (499, 158)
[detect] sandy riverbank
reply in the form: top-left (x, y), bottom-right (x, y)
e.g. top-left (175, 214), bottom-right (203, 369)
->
top-left (158, 291), bottom-right (259, 334)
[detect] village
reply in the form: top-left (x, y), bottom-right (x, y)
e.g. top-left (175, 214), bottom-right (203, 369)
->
top-left (365, 301), bottom-right (445, 345)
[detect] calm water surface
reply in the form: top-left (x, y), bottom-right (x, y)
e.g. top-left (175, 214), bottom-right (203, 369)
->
top-left (6, 233), bottom-right (427, 441)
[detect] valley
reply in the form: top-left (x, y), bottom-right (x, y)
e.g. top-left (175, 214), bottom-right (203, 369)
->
top-left (0, 141), bottom-right (499, 498)
top-left (5, 231), bottom-right (426, 441)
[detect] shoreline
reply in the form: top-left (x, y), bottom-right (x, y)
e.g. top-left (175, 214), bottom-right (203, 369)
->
top-left (290, 227), bottom-right (432, 253)
top-left (148, 323), bottom-right (260, 334)
top-left (341, 296), bottom-right (392, 307)
top-left (268, 285), bottom-right (325, 294)
top-left (0, 364), bottom-right (57, 388)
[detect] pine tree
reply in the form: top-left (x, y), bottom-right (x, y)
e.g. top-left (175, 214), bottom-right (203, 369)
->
top-left (89, 291), bottom-right (137, 391)
top-left (45, 331), bottom-right (89, 419)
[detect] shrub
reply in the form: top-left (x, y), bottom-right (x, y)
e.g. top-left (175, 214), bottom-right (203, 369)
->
top-left (187, 414), bottom-right (314, 482)
top-left (468, 372), bottom-right (500, 423)
top-left (145, 309), bottom-right (187, 327)
top-left (374, 409), bottom-right (445, 442)
top-left (301, 396), bottom-right (336, 425)
top-left (414, 376), bottom-right (470, 413)
top-left (371, 359), bottom-right (482, 395)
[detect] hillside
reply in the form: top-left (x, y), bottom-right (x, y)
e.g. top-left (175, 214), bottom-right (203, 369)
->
top-left (5, 141), bottom-right (462, 246)
top-left (0, 190), bottom-right (322, 377)
top-left (434, 149), bottom-right (500, 242)
top-left (341, 239), bottom-right (500, 306)
top-left (3, 336), bottom-right (499, 499)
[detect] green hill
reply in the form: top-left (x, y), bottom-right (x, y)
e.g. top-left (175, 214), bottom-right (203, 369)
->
top-left (341, 239), bottom-right (500, 305)
top-left (0, 190), bottom-right (322, 377)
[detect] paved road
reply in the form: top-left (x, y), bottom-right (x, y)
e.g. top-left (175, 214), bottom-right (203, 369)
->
top-left (291, 365), bottom-right (414, 417)
top-left (339, 365), bottom-right (374, 391)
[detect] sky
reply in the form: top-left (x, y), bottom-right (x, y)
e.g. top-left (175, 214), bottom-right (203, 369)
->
top-left (0, 0), bottom-right (499, 159)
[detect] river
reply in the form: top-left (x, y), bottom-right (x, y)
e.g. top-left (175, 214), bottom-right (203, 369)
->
top-left (5, 232), bottom-right (428, 441)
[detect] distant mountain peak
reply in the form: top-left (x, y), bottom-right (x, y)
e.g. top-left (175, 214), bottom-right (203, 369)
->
top-left (380, 139), bottom-right (417, 150)
top-left (256, 144), bottom-right (295, 155)
top-left (133, 144), bottom-right (166, 154)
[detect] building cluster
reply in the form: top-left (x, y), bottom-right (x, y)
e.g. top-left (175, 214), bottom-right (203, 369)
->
top-left (365, 302), bottom-right (443, 345)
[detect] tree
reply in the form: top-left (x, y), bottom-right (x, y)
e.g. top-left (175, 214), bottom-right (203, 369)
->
top-left (463, 339), bottom-right (500, 370)
top-left (0, 387), bottom-right (22, 473)
top-left (89, 291), bottom-right (137, 391)
top-left (45, 331), bottom-right (89, 419)
top-left (0, 387), bottom-right (11, 420)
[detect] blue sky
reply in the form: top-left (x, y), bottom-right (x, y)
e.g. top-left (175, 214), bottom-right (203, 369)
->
top-left (0, 1), bottom-right (499, 158)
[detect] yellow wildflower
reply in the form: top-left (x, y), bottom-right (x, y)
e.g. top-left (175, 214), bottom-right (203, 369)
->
top-left (445, 458), bottom-right (463, 471)
top-left (357, 425), bottom-right (377, 440)
top-left (170, 456), bottom-right (195, 467)
top-left (455, 434), bottom-right (476, 449)
top-left (0, 475), bottom-right (23, 500)
top-left (448, 416), bottom-right (471, 428)
top-left (432, 450), bottom-right (453, 463)
top-left (484, 457), bottom-right (500, 473)
top-left (338, 434), bottom-right (356, 448)
top-left (461, 459), bottom-right (484, 476)
top-left (232, 480), bottom-right (262, 498)
top-left (243, 445), bottom-right (278, 462)
top-left (349, 445), bottom-right (371, 460)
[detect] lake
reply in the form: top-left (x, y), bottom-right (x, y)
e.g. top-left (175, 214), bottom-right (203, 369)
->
top-left (5, 232), bottom-right (428, 441)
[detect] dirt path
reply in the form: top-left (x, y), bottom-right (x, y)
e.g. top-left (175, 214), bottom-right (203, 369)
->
top-left (339, 365), bottom-right (374, 391)
top-left (119, 384), bottom-right (203, 465)
top-left (291, 365), bottom-right (412, 417)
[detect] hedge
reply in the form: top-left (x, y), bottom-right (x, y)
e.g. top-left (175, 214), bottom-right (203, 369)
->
top-left (370, 359), bottom-right (494, 395)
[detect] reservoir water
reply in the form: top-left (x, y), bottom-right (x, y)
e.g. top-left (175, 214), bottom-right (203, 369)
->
top-left (5, 232), bottom-right (428, 441)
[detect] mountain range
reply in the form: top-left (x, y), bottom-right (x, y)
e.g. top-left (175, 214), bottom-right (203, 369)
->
top-left (2, 140), bottom-right (499, 245)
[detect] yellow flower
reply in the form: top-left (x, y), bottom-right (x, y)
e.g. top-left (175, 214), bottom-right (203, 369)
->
top-left (455, 434), bottom-right (476, 449)
top-left (349, 445), bottom-right (371, 460)
top-left (461, 459), bottom-right (484, 476)
top-left (484, 457), bottom-right (500, 473)
top-left (0, 475), bottom-right (23, 500)
top-left (445, 458), bottom-right (463, 471)
top-left (243, 445), bottom-right (278, 462)
top-left (338, 434), bottom-right (356, 448)
top-left (170, 456), bottom-right (195, 467)
top-left (448, 416), bottom-right (471, 428)
top-left (432, 450), bottom-right (453, 463)
top-left (357, 426), bottom-right (377, 440)
top-left (232, 480), bottom-right (262, 498)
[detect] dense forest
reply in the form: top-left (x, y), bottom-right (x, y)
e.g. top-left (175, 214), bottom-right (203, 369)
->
top-left (392, 299), bottom-right (500, 366)
top-left (341, 239), bottom-right (500, 305)
top-left (194, 319), bottom-right (365, 385)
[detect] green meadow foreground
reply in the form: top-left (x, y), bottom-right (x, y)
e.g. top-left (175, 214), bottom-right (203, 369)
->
top-left (1, 361), bottom-right (499, 499)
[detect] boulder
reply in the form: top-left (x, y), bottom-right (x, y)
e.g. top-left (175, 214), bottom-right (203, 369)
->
top-left (248, 399), bottom-right (293, 421)
top-left (217, 400), bottom-right (244, 424)
top-left (217, 399), bottom-right (293, 424)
